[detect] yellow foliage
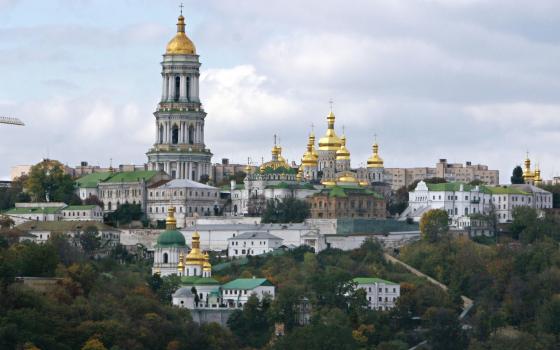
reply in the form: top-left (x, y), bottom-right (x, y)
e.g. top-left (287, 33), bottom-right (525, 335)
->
top-left (81, 337), bottom-right (107, 350)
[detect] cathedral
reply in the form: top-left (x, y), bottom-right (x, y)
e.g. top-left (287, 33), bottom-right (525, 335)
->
top-left (522, 153), bottom-right (543, 186)
top-left (146, 13), bottom-right (212, 181)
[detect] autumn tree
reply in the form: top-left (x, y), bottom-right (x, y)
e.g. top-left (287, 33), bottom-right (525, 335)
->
top-left (24, 159), bottom-right (79, 203)
top-left (419, 209), bottom-right (449, 243)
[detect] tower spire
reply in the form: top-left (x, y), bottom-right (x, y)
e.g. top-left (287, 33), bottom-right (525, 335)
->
top-left (179, 2), bottom-right (184, 15)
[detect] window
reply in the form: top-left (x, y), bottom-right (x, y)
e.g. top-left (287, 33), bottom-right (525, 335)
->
top-left (174, 76), bottom-right (180, 101)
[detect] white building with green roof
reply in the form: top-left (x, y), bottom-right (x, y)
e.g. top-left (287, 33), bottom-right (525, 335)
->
top-left (61, 205), bottom-right (103, 222)
top-left (353, 277), bottom-right (400, 311)
top-left (152, 208), bottom-right (189, 276)
top-left (75, 172), bottom-right (112, 201)
top-left (3, 202), bottom-right (66, 225)
top-left (405, 181), bottom-right (553, 231)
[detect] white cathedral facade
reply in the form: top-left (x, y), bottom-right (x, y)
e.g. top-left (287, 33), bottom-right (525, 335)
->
top-left (146, 14), bottom-right (212, 181)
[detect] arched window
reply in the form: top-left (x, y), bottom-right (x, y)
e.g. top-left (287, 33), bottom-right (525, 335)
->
top-left (172, 124), bottom-right (179, 144)
top-left (188, 125), bottom-right (194, 144)
top-left (174, 76), bottom-right (180, 101)
top-left (163, 253), bottom-right (168, 263)
top-left (108, 202), bottom-right (112, 211)
top-left (186, 76), bottom-right (191, 101)
top-left (159, 124), bottom-right (164, 144)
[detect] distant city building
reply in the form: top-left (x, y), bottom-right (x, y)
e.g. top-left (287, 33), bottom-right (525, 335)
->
top-left (404, 181), bottom-right (553, 232)
top-left (353, 277), bottom-right (401, 311)
top-left (147, 179), bottom-right (221, 227)
top-left (146, 14), bottom-right (212, 180)
top-left (61, 205), bottom-right (103, 222)
top-left (227, 231), bottom-right (283, 258)
top-left (10, 165), bottom-right (32, 180)
top-left (212, 158), bottom-right (253, 186)
top-left (308, 186), bottom-right (386, 219)
top-left (384, 159), bottom-right (499, 190)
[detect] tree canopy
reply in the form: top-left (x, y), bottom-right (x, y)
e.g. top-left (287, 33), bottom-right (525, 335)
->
top-left (419, 209), bottom-right (449, 243)
top-left (24, 160), bottom-right (80, 204)
top-left (511, 166), bottom-right (524, 184)
top-left (261, 197), bottom-right (310, 223)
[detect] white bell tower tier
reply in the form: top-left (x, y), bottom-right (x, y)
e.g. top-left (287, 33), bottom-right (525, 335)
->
top-left (146, 14), bottom-right (212, 181)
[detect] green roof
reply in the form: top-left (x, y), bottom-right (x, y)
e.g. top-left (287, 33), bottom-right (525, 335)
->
top-left (4, 207), bottom-right (63, 215)
top-left (63, 205), bottom-right (99, 211)
top-left (156, 229), bottom-right (186, 247)
top-left (318, 185), bottom-right (383, 199)
top-left (353, 277), bottom-right (398, 285)
top-left (425, 182), bottom-right (529, 195)
top-left (260, 166), bottom-right (296, 175)
top-left (16, 221), bottom-right (115, 232)
top-left (75, 172), bottom-right (112, 188)
top-left (103, 170), bottom-right (159, 183)
top-left (180, 276), bottom-right (220, 286)
top-left (221, 278), bottom-right (273, 290)
top-left (265, 182), bottom-right (316, 190)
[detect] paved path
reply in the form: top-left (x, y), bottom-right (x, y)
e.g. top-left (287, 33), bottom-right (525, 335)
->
top-left (384, 253), bottom-right (474, 317)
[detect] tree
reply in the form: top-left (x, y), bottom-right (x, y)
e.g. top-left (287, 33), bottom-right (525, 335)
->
top-left (261, 197), bottom-right (310, 223)
top-left (423, 307), bottom-right (466, 350)
top-left (0, 175), bottom-right (30, 210)
top-left (79, 225), bottom-right (101, 255)
top-left (419, 209), bottom-right (449, 243)
top-left (84, 195), bottom-right (103, 207)
top-left (511, 166), bottom-right (524, 184)
top-left (81, 337), bottom-right (108, 350)
top-left (227, 294), bottom-right (272, 348)
top-left (199, 174), bottom-right (210, 184)
top-left (24, 159), bottom-right (78, 203)
top-left (105, 203), bottom-right (143, 226)
top-left (0, 215), bottom-right (14, 229)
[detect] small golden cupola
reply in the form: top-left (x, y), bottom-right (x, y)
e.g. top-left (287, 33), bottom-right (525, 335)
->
top-left (534, 163), bottom-right (542, 185)
top-left (309, 130), bottom-right (319, 159)
top-left (336, 134), bottom-right (351, 160)
top-left (166, 15), bottom-right (196, 55)
top-left (301, 133), bottom-right (319, 167)
top-left (367, 141), bottom-right (384, 168)
top-left (185, 231), bottom-right (204, 265)
top-left (523, 152), bottom-right (534, 180)
top-left (318, 111), bottom-right (342, 151)
top-left (202, 252), bottom-right (211, 271)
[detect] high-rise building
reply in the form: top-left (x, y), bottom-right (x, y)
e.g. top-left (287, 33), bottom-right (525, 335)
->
top-left (146, 13), bottom-right (212, 181)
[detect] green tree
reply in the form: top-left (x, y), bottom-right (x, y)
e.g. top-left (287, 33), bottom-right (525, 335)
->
top-left (227, 294), bottom-right (272, 348)
top-left (419, 209), bottom-right (449, 243)
top-left (423, 307), bottom-right (466, 350)
top-left (81, 337), bottom-right (107, 350)
top-left (80, 225), bottom-right (101, 255)
top-left (511, 166), bottom-right (524, 184)
top-left (24, 159), bottom-right (79, 203)
top-left (261, 197), bottom-right (310, 223)
top-left (105, 203), bottom-right (143, 226)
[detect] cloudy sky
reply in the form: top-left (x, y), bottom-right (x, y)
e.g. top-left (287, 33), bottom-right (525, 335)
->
top-left (1, 0), bottom-right (559, 182)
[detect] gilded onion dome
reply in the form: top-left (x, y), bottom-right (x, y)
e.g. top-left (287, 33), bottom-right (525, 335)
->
top-left (301, 134), bottom-right (318, 167)
top-left (534, 164), bottom-right (542, 184)
top-left (186, 231), bottom-right (204, 264)
top-left (202, 252), bottom-right (212, 272)
top-left (309, 132), bottom-right (319, 159)
top-left (337, 171), bottom-right (360, 185)
top-left (336, 134), bottom-right (351, 160)
top-left (318, 111), bottom-right (342, 151)
top-left (367, 143), bottom-right (384, 168)
top-left (260, 139), bottom-right (291, 172)
top-left (177, 252), bottom-right (184, 272)
top-left (523, 153), bottom-right (534, 179)
top-left (296, 167), bottom-right (303, 182)
top-left (166, 15), bottom-right (196, 55)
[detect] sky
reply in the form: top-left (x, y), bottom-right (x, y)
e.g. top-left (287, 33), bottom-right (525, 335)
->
top-left (1, 0), bottom-right (560, 182)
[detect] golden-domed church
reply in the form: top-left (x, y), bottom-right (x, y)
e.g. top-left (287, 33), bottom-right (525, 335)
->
top-left (522, 153), bottom-right (543, 186)
top-left (152, 207), bottom-right (211, 277)
top-left (146, 12), bottom-right (212, 181)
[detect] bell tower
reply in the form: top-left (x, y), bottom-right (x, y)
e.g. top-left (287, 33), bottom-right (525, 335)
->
top-left (146, 12), bottom-right (212, 180)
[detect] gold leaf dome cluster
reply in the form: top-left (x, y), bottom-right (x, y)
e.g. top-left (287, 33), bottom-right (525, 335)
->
top-left (166, 15), bottom-right (196, 55)
top-left (185, 231), bottom-right (204, 264)
top-left (301, 133), bottom-right (319, 167)
top-left (318, 112), bottom-right (342, 151)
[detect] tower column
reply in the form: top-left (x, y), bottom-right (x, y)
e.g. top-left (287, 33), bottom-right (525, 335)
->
top-left (192, 76), bottom-right (199, 102)
top-left (179, 75), bottom-right (187, 101)
top-left (167, 76), bottom-right (173, 102)
top-left (162, 75), bottom-right (167, 101)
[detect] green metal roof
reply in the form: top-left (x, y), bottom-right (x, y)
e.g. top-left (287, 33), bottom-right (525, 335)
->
top-left (180, 276), bottom-right (220, 286)
top-left (260, 166), bottom-right (296, 175)
top-left (156, 229), bottom-right (186, 247)
top-left (265, 182), bottom-right (316, 190)
top-left (353, 277), bottom-right (398, 285)
top-left (318, 185), bottom-right (383, 199)
top-left (75, 172), bottom-right (112, 188)
top-left (16, 221), bottom-right (115, 231)
top-left (425, 182), bottom-right (529, 195)
top-left (103, 170), bottom-right (159, 183)
top-left (63, 205), bottom-right (98, 211)
top-left (4, 207), bottom-right (62, 215)
top-left (221, 278), bottom-right (273, 290)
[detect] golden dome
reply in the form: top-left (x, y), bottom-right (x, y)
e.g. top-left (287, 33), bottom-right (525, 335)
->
top-left (186, 231), bottom-right (204, 264)
top-left (318, 111), bottom-right (342, 151)
top-left (359, 180), bottom-right (369, 187)
top-left (523, 153), bottom-right (534, 179)
top-left (260, 139), bottom-right (290, 172)
top-left (245, 163), bottom-right (252, 174)
top-left (337, 171), bottom-right (360, 184)
top-left (166, 207), bottom-right (177, 230)
top-left (336, 135), bottom-right (351, 160)
top-left (321, 179), bottom-right (337, 186)
top-left (296, 168), bottom-right (302, 182)
top-left (367, 143), bottom-right (384, 168)
top-left (166, 15), bottom-right (196, 55)
top-left (309, 132), bottom-right (318, 158)
top-left (301, 134), bottom-right (318, 167)
top-left (202, 252), bottom-right (211, 271)
top-left (177, 252), bottom-right (184, 271)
